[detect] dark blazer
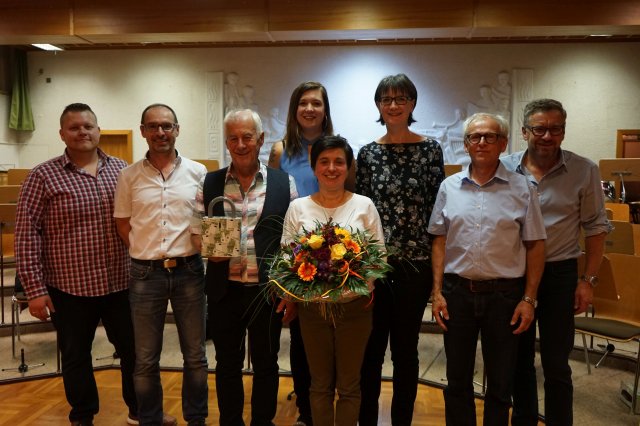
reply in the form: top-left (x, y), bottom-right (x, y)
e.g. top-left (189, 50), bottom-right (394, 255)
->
top-left (203, 166), bottom-right (292, 303)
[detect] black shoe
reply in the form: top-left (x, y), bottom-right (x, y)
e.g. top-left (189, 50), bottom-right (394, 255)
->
top-left (70, 420), bottom-right (94, 426)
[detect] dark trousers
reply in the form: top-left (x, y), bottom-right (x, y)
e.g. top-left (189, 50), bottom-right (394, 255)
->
top-left (512, 259), bottom-right (577, 426)
top-left (210, 284), bottom-right (283, 426)
top-left (48, 286), bottom-right (137, 423)
top-left (359, 259), bottom-right (432, 426)
top-left (442, 276), bottom-right (524, 426)
top-left (289, 318), bottom-right (313, 424)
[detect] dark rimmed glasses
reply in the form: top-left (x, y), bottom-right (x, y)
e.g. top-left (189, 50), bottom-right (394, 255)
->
top-left (524, 125), bottom-right (565, 136)
top-left (379, 96), bottom-right (412, 106)
top-left (465, 132), bottom-right (503, 144)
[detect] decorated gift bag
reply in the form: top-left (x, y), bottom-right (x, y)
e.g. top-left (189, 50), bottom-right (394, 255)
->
top-left (201, 196), bottom-right (241, 258)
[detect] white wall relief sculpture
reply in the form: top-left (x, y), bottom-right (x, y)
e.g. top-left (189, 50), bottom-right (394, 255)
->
top-left (206, 71), bottom-right (224, 165)
top-left (416, 69), bottom-right (530, 165)
top-left (510, 69), bottom-right (534, 152)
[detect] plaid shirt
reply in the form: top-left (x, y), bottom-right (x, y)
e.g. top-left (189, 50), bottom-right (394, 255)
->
top-left (15, 149), bottom-right (130, 300)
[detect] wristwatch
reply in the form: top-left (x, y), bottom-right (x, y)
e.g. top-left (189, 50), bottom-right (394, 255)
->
top-left (580, 275), bottom-right (599, 288)
top-left (521, 295), bottom-right (538, 308)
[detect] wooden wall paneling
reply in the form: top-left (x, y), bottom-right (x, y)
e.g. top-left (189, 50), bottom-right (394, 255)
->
top-left (475, 0), bottom-right (640, 27)
top-left (267, 0), bottom-right (474, 32)
top-left (73, 0), bottom-right (269, 39)
top-left (0, 0), bottom-right (90, 46)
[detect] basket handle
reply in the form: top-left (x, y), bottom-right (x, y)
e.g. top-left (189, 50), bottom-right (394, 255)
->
top-left (207, 196), bottom-right (237, 218)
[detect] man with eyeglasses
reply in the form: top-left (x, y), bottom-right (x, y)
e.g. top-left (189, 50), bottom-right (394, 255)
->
top-left (429, 112), bottom-right (546, 425)
top-left (114, 103), bottom-right (209, 426)
top-left (502, 99), bottom-right (610, 425)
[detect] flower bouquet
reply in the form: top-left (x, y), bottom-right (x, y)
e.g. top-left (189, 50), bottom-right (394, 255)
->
top-left (268, 220), bottom-right (392, 311)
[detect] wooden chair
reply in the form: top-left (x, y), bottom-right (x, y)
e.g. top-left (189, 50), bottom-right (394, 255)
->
top-left (0, 185), bottom-right (21, 204)
top-left (605, 220), bottom-right (635, 255)
top-left (605, 202), bottom-right (630, 221)
top-left (7, 169), bottom-right (30, 185)
top-left (0, 203), bottom-right (17, 325)
top-left (574, 253), bottom-right (640, 414)
top-left (444, 164), bottom-right (462, 177)
top-left (193, 159), bottom-right (219, 172)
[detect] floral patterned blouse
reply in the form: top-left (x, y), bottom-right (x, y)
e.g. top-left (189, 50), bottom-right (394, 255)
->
top-left (356, 140), bottom-right (444, 260)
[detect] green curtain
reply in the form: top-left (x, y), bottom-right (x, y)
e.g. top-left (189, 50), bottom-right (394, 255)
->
top-left (8, 50), bottom-right (35, 131)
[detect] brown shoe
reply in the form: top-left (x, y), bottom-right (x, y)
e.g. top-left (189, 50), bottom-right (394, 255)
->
top-left (127, 412), bottom-right (177, 425)
top-left (162, 413), bottom-right (178, 426)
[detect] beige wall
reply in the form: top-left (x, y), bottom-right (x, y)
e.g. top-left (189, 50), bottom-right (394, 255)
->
top-left (1, 42), bottom-right (639, 167)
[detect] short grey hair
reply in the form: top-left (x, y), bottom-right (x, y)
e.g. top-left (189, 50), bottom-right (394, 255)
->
top-left (223, 109), bottom-right (263, 138)
top-left (463, 112), bottom-right (510, 139)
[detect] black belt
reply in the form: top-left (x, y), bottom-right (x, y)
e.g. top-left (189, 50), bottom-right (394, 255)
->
top-left (131, 254), bottom-right (200, 270)
top-left (445, 274), bottom-right (523, 293)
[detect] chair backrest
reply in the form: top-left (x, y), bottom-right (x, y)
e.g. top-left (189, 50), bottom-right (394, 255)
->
top-left (592, 253), bottom-right (640, 326)
top-left (605, 202), bottom-right (630, 221)
top-left (193, 159), bottom-right (219, 172)
top-left (0, 203), bottom-right (17, 225)
top-left (0, 203), bottom-right (17, 258)
top-left (604, 220), bottom-right (635, 254)
top-left (7, 169), bottom-right (30, 185)
top-left (0, 185), bottom-right (21, 204)
top-left (444, 164), bottom-right (462, 177)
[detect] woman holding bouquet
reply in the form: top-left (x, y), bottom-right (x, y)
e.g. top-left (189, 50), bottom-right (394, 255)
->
top-left (269, 81), bottom-right (354, 426)
top-left (356, 73), bottom-right (445, 426)
top-left (279, 135), bottom-right (387, 426)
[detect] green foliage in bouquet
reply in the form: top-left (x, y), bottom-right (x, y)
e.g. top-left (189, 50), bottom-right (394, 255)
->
top-left (268, 220), bottom-right (392, 303)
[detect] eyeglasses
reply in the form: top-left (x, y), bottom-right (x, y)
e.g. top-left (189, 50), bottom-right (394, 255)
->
top-left (142, 123), bottom-right (177, 132)
top-left (379, 96), bottom-right (412, 106)
top-left (465, 132), bottom-right (503, 144)
top-left (525, 125), bottom-right (565, 136)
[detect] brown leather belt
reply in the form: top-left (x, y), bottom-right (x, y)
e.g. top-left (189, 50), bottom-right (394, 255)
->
top-left (444, 274), bottom-right (523, 292)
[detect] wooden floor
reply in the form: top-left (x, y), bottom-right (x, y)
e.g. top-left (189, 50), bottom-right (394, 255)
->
top-left (0, 369), bottom-right (539, 425)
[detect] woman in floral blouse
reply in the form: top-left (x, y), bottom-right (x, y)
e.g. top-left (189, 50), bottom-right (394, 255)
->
top-left (356, 73), bottom-right (445, 426)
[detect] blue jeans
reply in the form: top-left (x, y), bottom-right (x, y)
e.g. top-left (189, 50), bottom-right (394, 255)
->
top-left (512, 259), bottom-right (577, 426)
top-left (442, 275), bottom-right (523, 426)
top-left (129, 256), bottom-right (208, 425)
top-left (359, 259), bottom-right (432, 426)
top-left (48, 286), bottom-right (137, 423)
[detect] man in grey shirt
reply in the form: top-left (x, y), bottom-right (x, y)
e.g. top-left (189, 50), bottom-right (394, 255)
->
top-left (502, 98), bottom-right (610, 425)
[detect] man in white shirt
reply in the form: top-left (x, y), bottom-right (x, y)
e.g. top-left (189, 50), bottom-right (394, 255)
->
top-left (114, 103), bottom-right (208, 426)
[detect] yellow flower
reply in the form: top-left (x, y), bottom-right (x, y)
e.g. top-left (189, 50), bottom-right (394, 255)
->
top-left (308, 234), bottom-right (325, 249)
top-left (334, 227), bottom-right (351, 241)
top-left (330, 243), bottom-right (347, 260)
top-left (297, 262), bottom-right (317, 281)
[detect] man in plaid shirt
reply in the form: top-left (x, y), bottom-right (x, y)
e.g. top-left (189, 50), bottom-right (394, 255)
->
top-left (15, 103), bottom-right (139, 426)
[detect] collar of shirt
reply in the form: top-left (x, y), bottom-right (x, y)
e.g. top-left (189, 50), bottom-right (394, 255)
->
top-left (59, 147), bottom-right (108, 172)
top-left (225, 161), bottom-right (267, 188)
top-left (143, 149), bottom-right (182, 169)
top-left (512, 148), bottom-right (569, 182)
top-left (461, 161), bottom-right (510, 187)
